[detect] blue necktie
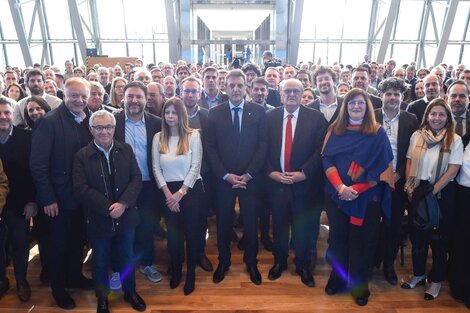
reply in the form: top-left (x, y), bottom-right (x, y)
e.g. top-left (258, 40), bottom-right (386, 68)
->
top-left (233, 107), bottom-right (240, 134)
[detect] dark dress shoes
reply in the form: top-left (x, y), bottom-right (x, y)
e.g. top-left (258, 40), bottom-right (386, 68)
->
top-left (296, 268), bottom-right (315, 288)
top-left (0, 278), bottom-right (9, 299)
top-left (17, 281), bottom-right (31, 302)
top-left (383, 266), bottom-right (398, 285)
top-left (268, 263), bottom-right (287, 281)
top-left (324, 278), bottom-right (346, 295)
top-left (66, 275), bottom-right (93, 290)
top-left (97, 298), bottom-right (110, 313)
top-left (124, 291), bottom-right (146, 312)
top-left (170, 269), bottom-right (182, 289)
top-left (355, 295), bottom-right (369, 306)
top-left (53, 290), bottom-right (76, 310)
top-left (261, 236), bottom-right (273, 252)
top-left (183, 272), bottom-right (195, 296)
top-left (197, 254), bottom-right (213, 272)
top-left (246, 264), bottom-right (262, 285)
top-left (213, 264), bottom-right (229, 284)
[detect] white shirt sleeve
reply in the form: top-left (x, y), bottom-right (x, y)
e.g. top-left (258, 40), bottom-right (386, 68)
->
top-left (183, 130), bottom-right (203, 188)
top-left (151, 132), bottom-right (167, 189)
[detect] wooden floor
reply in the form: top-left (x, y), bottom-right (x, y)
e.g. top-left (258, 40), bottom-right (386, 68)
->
top-left (0, 213), bottom-right (468, 313)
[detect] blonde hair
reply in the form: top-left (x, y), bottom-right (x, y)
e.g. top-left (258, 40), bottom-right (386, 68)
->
top-left (159, 97), bottom-right (193, 155)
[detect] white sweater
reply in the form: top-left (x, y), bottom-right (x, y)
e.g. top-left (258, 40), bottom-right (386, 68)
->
top-left (152, 130), bottom-right (202, 189)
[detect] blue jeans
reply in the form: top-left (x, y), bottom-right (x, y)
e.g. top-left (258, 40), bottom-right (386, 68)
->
top-left (90, 229), bottom-right (136, 298)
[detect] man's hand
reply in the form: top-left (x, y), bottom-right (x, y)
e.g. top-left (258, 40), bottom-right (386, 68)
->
top-left (109, 202), bottom-right (126, 219)
top-left (226, 173), bottom-right (247, 189)
top-left (269, 171), bottom-right (292, 184)
top-left (44, 202), bottom-right (59, 217)
top-left (284, 171), bottom-right (306, 183)
top-left (23, 202), bottom-right (38, 219)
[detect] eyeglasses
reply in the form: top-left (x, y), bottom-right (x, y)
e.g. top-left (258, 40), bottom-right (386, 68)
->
top-left (385, 120), bottom-right (391, 136)
top-left (283, 89), bottom-right (302, 95)
top-left (347, 100), bottom-right (366, 106)
top-left (91, 125), bottom-right (115, 132)
top-left (182, 89), bottom-right (199, 95)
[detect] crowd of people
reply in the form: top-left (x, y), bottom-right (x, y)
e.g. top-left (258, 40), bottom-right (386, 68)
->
top-left (0, 53), bottom-right (469, 312)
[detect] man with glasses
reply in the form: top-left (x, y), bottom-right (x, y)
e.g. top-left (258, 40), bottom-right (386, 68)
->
top-left (180, 76), bottom-right (214, 272)
top-left (74, 110), bottom-right (146, 313)
top-left (265, 78), bottom-right (327, 288)
top-left (374, 77), bottom-right (418, 286)
top-left (30, 78), bottom-right (94, 309)
top-left (114, 81), bottom-right (163, 285)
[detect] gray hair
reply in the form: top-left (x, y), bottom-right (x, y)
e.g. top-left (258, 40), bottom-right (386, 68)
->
top-left (89, 81), bottom-right (105, 95)
top-left (89, 110), bottom-right (116, 127)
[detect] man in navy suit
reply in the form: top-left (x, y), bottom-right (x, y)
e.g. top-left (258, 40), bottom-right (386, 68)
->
top-left (206, 69), bottom-right (267, 286)
top-left (265, 79), bottom-right (327, 287)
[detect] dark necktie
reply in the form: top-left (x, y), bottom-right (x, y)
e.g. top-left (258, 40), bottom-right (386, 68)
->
top-left (455, 116), bottom-right (464, 137)
top-left (233, 107), bottom-right (240, 134)
top-left (284, 114), bottom-right (293, 172)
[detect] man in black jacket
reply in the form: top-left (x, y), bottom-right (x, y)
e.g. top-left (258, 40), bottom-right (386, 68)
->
top-left (30, 77), bottom-right (93, 310)
top-left (375, 77), bottom-right (419, 285)
top-left (74, 110), bottom-right (145, 313)
top-left (0, 99), bottom-right (32, 302)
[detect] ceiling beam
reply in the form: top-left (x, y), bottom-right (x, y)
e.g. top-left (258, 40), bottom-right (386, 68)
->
top-left (8, 0), bottom-right (33, 66)
top-left (434, 0), bottom-right (459, 65)
top-left (376, 0), bottom-right (400, 64)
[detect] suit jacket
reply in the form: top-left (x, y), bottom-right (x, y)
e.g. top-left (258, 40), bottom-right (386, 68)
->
top-left (307, 96), bottom-right (344, 125)
top-left (114, 111), bottom-right (161, 183)
top-left (189, 107), bottom-right (210, 174)
top-left (206, 101), bottom-right (267, 179)
top-left (0, 127), bottom-right (35, 216)
top-left (198, 90), bottom-right (228, 110)
top-left (267, 88), bottom-right (281, 107)
top-left (265, 105), bottom-right (327, 195)
top-left (406, 98), bottom-right (428, 125)
top-left (369, 93), bottom-right (383, 110)
top-left (374, 109), bottom-right (419, 178)
top-left (30, 103), bottom-right (92, 209)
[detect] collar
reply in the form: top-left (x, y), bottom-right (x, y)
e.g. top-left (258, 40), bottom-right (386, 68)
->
top-left (382, 109), bottom-right (400, 122)
top-left (204, 90), bottom-right (220, 101)
top-left (453, 112), bottom-right (467, 119)
top-left (283, 106), bottom-right (300, 119)
top-left (229, 100), bottom-right (245, 110)
top-left (94, 140), bottom-right (114, 154)
top-left (125, 111), bottom-right (146, 124)
top-left (69, 109), bottom-right (86, 123)
top-left (0, 126), bottom-right (14, 144)
top-left (188, 106), bottom-right (200, 119)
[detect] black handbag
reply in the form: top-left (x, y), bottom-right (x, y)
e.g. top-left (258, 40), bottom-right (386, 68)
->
top-left (411, 183), bottom-right (442, 231)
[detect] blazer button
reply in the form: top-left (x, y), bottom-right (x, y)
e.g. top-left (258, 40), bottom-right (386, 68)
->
top-left (116, 222), bottom-right (119, 226)
top-left (116, 188), bottom-right (119, 191)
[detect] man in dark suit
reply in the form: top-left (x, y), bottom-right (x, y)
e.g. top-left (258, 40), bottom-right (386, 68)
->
top-left (114, 81), bottom-right (163, 284)
top-left (351, 66), bottom-right (382, 109)
top-left (266, 79), bottom-right (327, 287)
top-left (375, 77), bottom-right (419, 285)
top-left (206, 69), bottom-right (267, 286)
top-left (406, 73), bottom-right (441, 124)
top-left (0, 99), bottom-right (35, 302)
top-left (447, 80), bottom-right (469, 137)
top-left (180, 76), bottom-right (214, 272)
top-left (30, 78), bottom-right (93, 309)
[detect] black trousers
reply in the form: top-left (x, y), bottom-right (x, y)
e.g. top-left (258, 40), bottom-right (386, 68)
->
top-left (410, 181), bottom-right (455, 282)
top-left (269, 186), bottom-right (313, 270)
top-left (161, 180), bottom-right (203, 273)
top-left (376, 178), bottom-right (407, 268)
top-left (46, 209), bottom-right (87, 294)
top-left (215, 179), bottom-right (259, 266)
top-left (326, 197), bottom-right (381, 298)
top-left (448, 184), bottom-right (470, 303)
top-left (0, 210), bottom-right (30, 284)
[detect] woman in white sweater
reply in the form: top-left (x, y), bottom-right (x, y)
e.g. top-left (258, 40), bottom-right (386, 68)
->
top-left (152, 97), bottom-right (203, 295)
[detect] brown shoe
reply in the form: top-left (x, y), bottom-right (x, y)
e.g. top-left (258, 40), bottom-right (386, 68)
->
top-left (17, 281), bottom-right (31, 302)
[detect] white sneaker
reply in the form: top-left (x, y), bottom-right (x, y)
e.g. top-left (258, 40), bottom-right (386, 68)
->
top-left (139, 265), bottom-right (162, 283)
top-left (109, 272), bottom-right (122, 290)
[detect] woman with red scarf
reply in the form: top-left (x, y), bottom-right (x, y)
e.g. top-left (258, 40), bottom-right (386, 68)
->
top-left (322, 88), bottom-right (393, 306)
